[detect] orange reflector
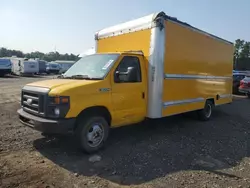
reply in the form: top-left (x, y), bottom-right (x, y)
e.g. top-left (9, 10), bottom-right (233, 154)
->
top-left (61, 97), bottom-right (69, 103)
top-left (54, 97), bottom-right (60, 104)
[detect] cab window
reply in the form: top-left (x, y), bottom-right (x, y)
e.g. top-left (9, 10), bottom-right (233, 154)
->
top-left (114, 56), bottom-right (141, 83)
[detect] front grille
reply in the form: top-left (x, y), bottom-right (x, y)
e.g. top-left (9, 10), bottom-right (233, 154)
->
top-left (22, 91), bottom-right (45, 116)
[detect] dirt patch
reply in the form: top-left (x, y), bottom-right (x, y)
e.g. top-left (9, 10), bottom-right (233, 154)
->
top-left (1, 78), bottom-right (250, 187)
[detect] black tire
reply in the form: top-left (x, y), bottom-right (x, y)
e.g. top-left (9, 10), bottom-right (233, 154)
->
top-left (247, 94), bottom-right (250, 98)
top-left (197, 100), bottom-right (213, 121)
top-left (76, 116), bottom-right (109, 153)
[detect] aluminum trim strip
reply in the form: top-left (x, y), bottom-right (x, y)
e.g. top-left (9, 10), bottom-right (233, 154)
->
top-left (220, 94), bottom-right (232, 99)
top-left (22, 86), bottom-right (50, 93)
top-left (147, 19), bottom-right (166, 118)
top-left (95, 11), bottom-right (232, 44)
top-left (164, 74), bottom-right (232, 80)
top-left (163, 97), bottom-right (204, 108)
top-left (96, 13), bottom-right (156, 39)
top-left (207, 76), bottom-right (232, 80)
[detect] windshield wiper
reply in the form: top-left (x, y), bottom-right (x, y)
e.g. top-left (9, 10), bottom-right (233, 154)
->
top-left (60, 74), bottom-right (101, 80)
top-left (71, 74), bottom-right (89, 79)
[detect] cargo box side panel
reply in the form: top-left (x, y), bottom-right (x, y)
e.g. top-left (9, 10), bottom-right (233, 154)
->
top-left (162, 20), bottom-right (233, 116)
top-left (97, 29), bottom-right (151, 59)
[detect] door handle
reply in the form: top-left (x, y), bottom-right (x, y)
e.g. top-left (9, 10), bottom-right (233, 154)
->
top-left (142, 92), bottom-right (145, 99)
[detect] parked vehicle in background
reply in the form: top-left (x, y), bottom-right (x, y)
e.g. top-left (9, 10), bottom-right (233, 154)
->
top-left (37, 60), bottom-right (47, 74)
top-left (11, 58), bottom-right (39, 76)
top-left (18, 11), bottom-right (234, 153)
top-left (239, 75), bottom-right (250, 98)
top-left (233, 72), bottom-right (246, 94)
top-left (55, 60), bottom-right (75, 74)
top-left (0, 58), bottom-right (12, 76)
top-left (46, 62), bottom-right (60, 74)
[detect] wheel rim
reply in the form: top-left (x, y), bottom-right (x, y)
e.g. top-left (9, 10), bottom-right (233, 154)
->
top-left (205, 104), bottom-right (212, 118)
top-left (86, 123), bottom-right (104, 148)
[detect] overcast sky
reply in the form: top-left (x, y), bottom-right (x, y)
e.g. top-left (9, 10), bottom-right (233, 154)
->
top-left (0, 0), bottom-right (249, 54)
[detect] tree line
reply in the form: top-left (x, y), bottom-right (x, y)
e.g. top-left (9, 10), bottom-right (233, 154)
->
top-left (234, 39), bottom-right (250, 70)
top-left (0, 47), bottom-right (79, 62)
top-left (1, 39), bottom-right (250, 69)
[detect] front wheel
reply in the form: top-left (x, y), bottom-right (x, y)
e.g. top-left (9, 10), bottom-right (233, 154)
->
top-left (247, 94), bottom-right (250, 98)
top-left (197, 100), bottom-right (213, 121)
top-left (76, 116), bottom-right (109, 153)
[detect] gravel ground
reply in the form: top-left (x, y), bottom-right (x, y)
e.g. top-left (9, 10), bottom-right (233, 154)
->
top-left (0, 75), bottom-right (55, 104)
top-left (1, 76), bottom-right (250, 188)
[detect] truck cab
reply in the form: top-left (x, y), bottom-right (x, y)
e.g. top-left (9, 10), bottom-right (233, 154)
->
top-left (18, 52), bottom-right (147, 153)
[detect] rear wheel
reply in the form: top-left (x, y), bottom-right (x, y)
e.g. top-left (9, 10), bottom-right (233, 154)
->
top-left (197, 100), bottom-right (213, 121)
top-left (247, 94), bottom-right (250, 98)
top-left (76, 116), bottom-right (109, 153)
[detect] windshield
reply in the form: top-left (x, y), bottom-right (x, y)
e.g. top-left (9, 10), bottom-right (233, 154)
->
top-left (63, 53), bottom-right (119, 79)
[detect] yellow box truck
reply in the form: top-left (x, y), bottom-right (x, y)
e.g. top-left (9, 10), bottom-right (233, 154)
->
top-left (18, 11), bottom-right (234, 153)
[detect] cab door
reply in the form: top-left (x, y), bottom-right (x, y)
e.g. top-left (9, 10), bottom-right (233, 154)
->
top-left (111, 55), bottom-right (147, 126)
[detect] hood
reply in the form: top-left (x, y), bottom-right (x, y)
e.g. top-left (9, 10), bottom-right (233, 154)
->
top-left (27, 79), bottom-right (104, 95)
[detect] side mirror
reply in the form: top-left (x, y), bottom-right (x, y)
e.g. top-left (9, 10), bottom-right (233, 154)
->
top-left (126, 67), bottom-right (137, 82)
top-left (115, 67), bottom-right (137, 82)
top-left (114, 71), bottom-right (124, 82)
top-left (115, 71), bottom-right (120, 79)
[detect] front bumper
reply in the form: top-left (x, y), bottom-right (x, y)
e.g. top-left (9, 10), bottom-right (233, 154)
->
top-left (17, 108), bottom-right (76, 134)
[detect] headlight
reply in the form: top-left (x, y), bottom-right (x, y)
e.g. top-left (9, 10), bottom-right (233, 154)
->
top-left (48, 96), bottom-right (70, 118)
top-left (54, 107), bottom-right (60, 116)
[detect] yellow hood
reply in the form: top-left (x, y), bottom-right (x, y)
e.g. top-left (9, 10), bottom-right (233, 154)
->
top-left (27, 79), bottom-right (97, 89)
top-left (27, 79), bottom-right (104, 95)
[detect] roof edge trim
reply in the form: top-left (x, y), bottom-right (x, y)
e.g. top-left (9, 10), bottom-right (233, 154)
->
top-left (95, 11), bottom-right (233, 45)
